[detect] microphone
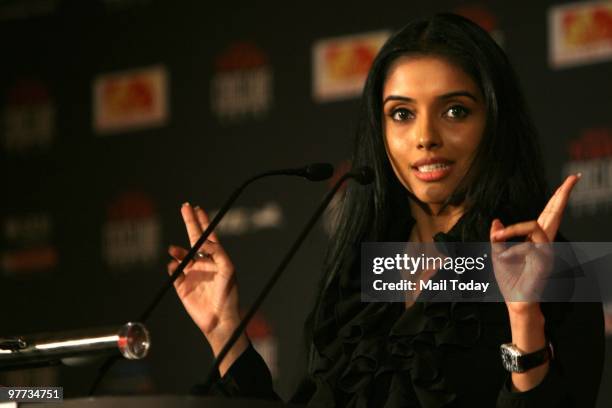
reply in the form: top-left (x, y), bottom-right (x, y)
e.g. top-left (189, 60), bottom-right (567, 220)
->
top-left (0, 322), bottom-right (150, 371)
top-left (88, 163), bottom-right (333, 396)
top-left (199, 166), bottom-right (374, 392)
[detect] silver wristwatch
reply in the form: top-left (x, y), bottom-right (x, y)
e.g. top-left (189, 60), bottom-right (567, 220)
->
top-left (500, 342), bottom-right (553, 373)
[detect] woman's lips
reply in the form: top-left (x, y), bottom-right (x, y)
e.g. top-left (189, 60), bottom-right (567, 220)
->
top-left (412, 163), bottom-right (452, 181)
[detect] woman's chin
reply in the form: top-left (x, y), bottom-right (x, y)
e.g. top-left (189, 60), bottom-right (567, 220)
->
top-left (411, 190), bottom-right (452, 206)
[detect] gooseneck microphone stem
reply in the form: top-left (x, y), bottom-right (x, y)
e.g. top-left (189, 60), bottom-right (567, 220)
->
top-left (200, 168), bottom-right (373, 391)
top-left (139, 165), bottom-right (332, 323)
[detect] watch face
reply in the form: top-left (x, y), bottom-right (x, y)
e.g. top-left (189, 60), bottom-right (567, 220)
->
top-left (501, 342), bottom-right (551, 373)
top-left (500, 344), bottom-right (523, 373)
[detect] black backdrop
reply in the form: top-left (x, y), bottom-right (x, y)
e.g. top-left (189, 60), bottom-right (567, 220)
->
top-left (1, 0), bottom-right (611, 405)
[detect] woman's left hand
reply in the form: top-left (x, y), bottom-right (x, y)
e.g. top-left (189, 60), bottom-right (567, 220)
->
top-left (489, 174), bottom-right (581, 315)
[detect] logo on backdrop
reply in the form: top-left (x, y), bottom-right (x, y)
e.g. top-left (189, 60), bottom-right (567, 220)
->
top-left (211, 42), bottom-right (273, 122)
top-left (312, 30), bottom-right (389, 102)
top-left (93, 65), bottom-right (169, 134)
top-left (2, 79), bottom-right (55, 153)
top-left (563, 127), bottom-right (612, 215)
top-left (102, 191), bottom-right (161, 269)
top-left (0, 212), bottom-right (58, 277)
top-left (454, 5), bottom-right (504, 46)
top-left (549, 1), bottom-right (612, 68)
top-left (210, 201), bottom-right (283, 236)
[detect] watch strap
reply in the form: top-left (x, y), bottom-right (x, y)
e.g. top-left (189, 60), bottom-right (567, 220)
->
top-left (517, 343), bottom-right (551, 371)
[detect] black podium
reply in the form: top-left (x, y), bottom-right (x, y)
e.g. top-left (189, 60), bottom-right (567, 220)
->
top-left (21, 395), bottom-right (304, 407)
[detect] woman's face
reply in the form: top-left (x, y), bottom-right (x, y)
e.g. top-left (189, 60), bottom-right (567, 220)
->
top-left (382, 55), bottom-right (486, 211)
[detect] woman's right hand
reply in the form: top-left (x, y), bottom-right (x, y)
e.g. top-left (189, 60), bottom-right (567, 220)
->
top-left (168, 202), bottom-right (248, 374)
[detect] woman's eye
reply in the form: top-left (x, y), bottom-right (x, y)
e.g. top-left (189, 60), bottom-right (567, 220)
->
top-left (445, 105), bottom-right (470, 119)
top-left (391, 108), bottom-right (413, 122)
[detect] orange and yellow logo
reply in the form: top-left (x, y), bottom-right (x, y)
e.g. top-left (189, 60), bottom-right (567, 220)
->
top-left (93, 65), bottom-right (168, 133)
top-left (313, 30), bottom-right (389, 102)
top-left (549, 1), bottom-right (612, 68)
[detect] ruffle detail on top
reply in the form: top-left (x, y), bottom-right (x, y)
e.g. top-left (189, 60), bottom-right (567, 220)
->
top-left (311, 290), bottom-right (481, 408)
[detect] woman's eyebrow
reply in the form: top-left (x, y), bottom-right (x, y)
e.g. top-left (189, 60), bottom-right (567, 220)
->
top-left (382, 91), bottom-right (478, 105)
top-left (438, 91), bottom-right (478, 101)
top-left (383, 95), bottom-right (414, 105)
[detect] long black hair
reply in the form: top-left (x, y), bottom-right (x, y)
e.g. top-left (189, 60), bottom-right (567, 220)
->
top-left (306, 13), bottom-right (549, 372)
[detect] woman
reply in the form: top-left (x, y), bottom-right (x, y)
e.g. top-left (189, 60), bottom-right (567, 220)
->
top-left (168, 13), bottom-right (604, 407)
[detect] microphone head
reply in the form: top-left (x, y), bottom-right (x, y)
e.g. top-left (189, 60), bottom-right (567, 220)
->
top-left (303, 163), bottom-right (334, 181)
top-left (351, 166), bottom-right (375, 185)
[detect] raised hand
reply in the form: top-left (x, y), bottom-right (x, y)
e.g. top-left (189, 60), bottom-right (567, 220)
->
top-left (489, 174), bottom-right (581, 312)
top-left (168, 203), bottom-right (248, 373)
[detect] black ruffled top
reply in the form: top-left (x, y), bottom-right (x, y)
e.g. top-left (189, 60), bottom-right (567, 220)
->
top-left (308, 213), bottom-right (485, 407)
top-left (202, 211), bottom-right (605, 407)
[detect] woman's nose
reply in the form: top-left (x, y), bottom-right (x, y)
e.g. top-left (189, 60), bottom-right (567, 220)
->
top-left (418, 136), bottom-right (440, 150)
top-left (416, 115), bottom-right (441, 150)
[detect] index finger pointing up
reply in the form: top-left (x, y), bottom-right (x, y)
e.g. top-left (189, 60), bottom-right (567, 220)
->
top-left (537, 173), bottom-right (581, 241)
